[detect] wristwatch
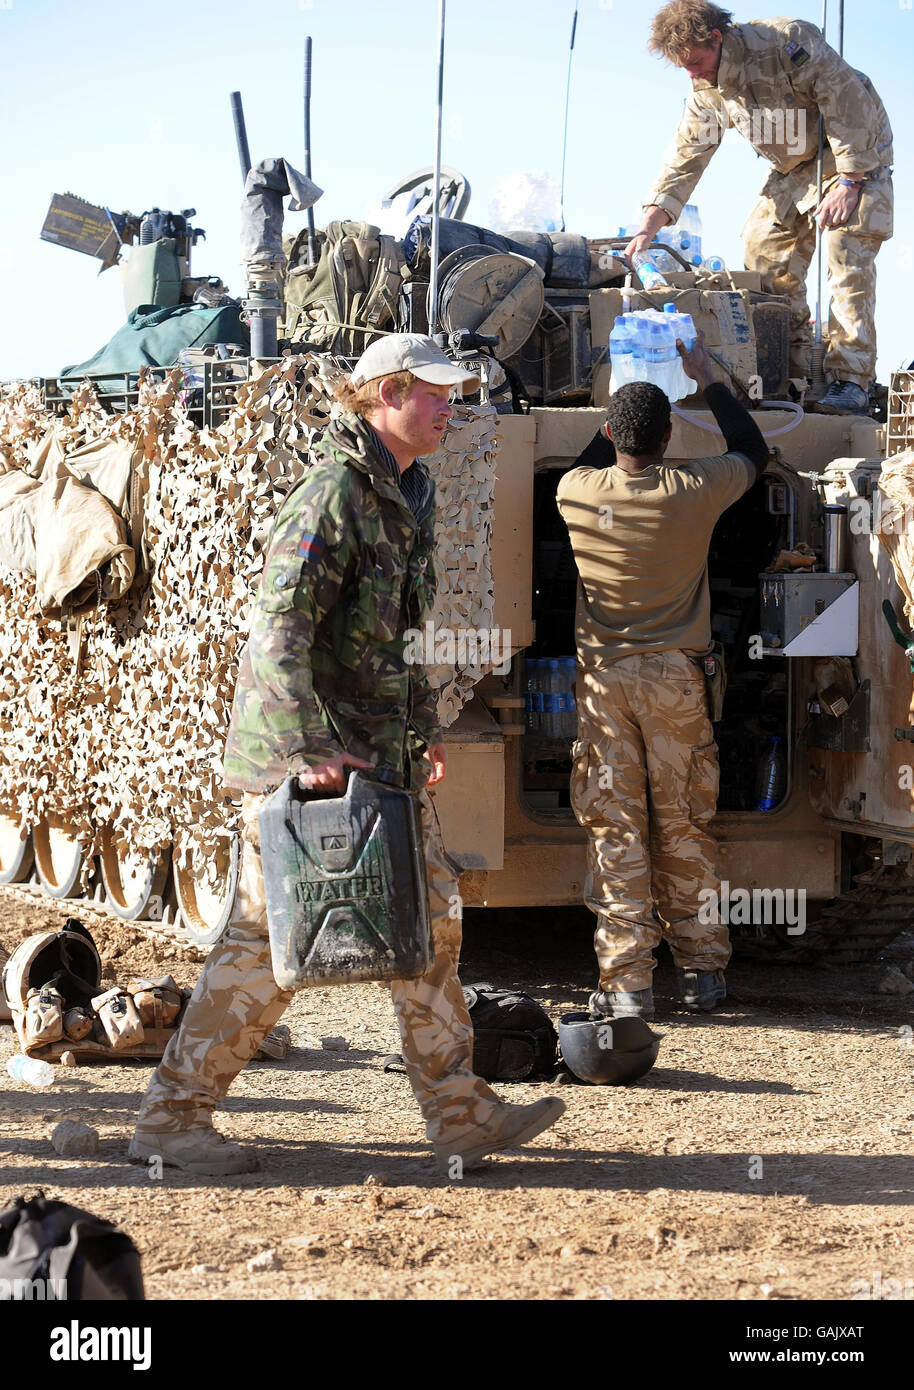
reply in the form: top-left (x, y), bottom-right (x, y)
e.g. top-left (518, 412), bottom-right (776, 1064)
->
top-left (838, 176), bottom-right (865, 188)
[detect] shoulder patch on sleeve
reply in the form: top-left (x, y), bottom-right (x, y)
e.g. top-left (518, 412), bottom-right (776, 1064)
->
top-left (297, 532), bottom-right (326, 563)
top-left (786, 41), bottom-right (810, 66)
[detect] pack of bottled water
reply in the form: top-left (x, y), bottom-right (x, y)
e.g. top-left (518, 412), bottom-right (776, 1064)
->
top-left (525, 656), bottom-right (578, 741)
top-left (609, 304), bottom-right (699, 401)
top-left (617, 203), bottom-right (704, 273)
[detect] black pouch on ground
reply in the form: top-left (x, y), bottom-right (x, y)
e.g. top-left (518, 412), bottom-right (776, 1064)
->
top-left (462, 983), bottom-right (558, 1081)
top-left (0, 1194), bottom-right (144, 1299)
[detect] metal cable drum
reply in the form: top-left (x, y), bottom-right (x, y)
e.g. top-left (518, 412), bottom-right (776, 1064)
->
top-left (436, 247), bottom-right (544, 359)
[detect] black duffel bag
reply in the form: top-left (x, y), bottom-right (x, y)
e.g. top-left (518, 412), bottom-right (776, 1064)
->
top-left (0, 1194), bottom-right (144, 1300)
top-left (462, 982), bottom-right (558, 1081)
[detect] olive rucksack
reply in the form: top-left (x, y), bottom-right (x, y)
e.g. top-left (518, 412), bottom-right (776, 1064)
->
top-left (0, 1194), bottom-right (144, 1300)
top-left (462, 982), bottom-right (558, 1081)
top-left (282, 219), bottom-right (406, 355)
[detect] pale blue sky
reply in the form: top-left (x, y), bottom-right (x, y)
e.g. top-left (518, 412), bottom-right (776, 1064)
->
top-left (0, 0), bottom-right (911, 382)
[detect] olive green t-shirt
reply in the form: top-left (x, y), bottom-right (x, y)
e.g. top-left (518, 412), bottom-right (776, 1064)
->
top-left (556, 451), bottom-right (753, 665)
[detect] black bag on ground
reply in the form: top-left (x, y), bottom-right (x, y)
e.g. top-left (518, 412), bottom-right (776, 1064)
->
top-left (462, 982), bottom-right (558, 1081)
top-left (0, 1194), bottom-right (144, 1300)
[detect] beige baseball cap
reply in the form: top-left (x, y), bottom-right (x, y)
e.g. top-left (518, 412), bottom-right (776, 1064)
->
top-left (350, 333), bottom-right (480, 393)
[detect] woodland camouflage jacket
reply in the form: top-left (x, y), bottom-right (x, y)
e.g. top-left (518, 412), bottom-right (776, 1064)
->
top-left (222, 412), bottom-right (440, 792)
top-left (644, 18), bottom-right (893, 223)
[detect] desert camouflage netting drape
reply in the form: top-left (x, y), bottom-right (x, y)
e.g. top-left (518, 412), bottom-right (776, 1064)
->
top-left (0, 356), bottom-right (499, 877)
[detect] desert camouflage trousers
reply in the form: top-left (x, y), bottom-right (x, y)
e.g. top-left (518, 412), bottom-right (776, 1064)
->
top-left (136, 789), bottom-right (500, 1148)
top-left (743, 170), bottom-right (893, 389)
top-left (570, 651), bottom-right (731, 992)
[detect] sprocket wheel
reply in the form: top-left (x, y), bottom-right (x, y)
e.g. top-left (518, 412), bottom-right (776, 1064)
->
top-left (772, 859), bottom-right (914, 964)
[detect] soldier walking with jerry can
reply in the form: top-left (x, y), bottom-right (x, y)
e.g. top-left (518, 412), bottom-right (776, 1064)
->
top-left (557, 336), bottom-right (769, 1020)
top-left (130, 333), bottom-right (564, 1177)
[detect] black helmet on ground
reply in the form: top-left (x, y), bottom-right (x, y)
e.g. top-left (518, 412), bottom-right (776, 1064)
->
top-left (557, 1011), bottom-right (661, 1085)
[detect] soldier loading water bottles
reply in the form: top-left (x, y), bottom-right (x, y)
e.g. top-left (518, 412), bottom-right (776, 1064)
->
top-left (570, 209), bottom-right (795, 834)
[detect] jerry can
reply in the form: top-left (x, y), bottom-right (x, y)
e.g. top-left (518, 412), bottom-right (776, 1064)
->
top-left (257, 770), bottom-right (433, 989)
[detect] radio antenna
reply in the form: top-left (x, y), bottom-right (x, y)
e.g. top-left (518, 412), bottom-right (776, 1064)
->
top-left (559, 3), bottom-right (579, 233)
top-left (304, 37), bottom-right (317, 268)
top-left (811, 0), bottom-right (828, 397)
top-left (427, 0), bottom-right (446, 333)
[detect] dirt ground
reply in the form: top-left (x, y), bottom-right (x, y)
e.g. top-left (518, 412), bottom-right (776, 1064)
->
top-left (2, 889), bottom-right (913, 1303)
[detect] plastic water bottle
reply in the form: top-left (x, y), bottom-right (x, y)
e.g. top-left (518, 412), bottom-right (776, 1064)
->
top-left (609, 317), bottom-right (635, 392)
top-left (662, 302), bottom-right (696, 349)
top-left (552, 692), bottom-right (564, 740)
top-left (702, 253), bottom-right (727, 273)
top-left (680, 204), bottom-right (703, 266)
top-left (547, 659), bottom-right (561, 697)
top-left (755, 735), bottom-right (787, 812)
top-left (561, 658), bottom-right (578, 738)
top-left (532, 691), bottom-right (544, 733)
top-left (565, 687), bottom-right (577, 740)
top-left (641, 317), bottom-right (678, 395)
top-left (656, 223), bottom-right (694, 266)
top-left (540, 692), bottom-right (555, 740)
top-left (660, 304), bottom-right (698, 400)
top-left (624, 315), bottom-right (650, 388)
top-left (526, 659), bottom-right (543, 732)
top-left (7, 1054), bottom-right (55, 1087)
top-left (631, 251), bottom-right (669, 291)
top-left (648, 231), bottom-right (682, 274)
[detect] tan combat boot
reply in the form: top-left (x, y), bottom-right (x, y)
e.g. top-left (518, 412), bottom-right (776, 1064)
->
top-left (433, 1096), bottom-right (566, 1177)
top-left (128, 1124), bottom-right (260, 1176)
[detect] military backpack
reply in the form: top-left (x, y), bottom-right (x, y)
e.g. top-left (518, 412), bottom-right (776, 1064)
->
top-left (282, 220), bottom-right (406, 355)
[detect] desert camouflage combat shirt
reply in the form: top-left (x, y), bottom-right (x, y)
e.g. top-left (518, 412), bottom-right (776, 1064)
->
top-left (222, 411), bottom-right (440, 793)
top-left (644, 18), bottom-right (893, 223)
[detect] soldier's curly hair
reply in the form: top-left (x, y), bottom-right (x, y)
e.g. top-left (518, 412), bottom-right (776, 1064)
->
top-left (605, 382), bottom-right (672, 457)
top-left (649, 1), bottom-right (733, 61)
top-left (333, 369), bottom-right (417, 417)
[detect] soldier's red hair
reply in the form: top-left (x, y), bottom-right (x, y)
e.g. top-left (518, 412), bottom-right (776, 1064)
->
top-left (333, 370), bottom-right (418, 417)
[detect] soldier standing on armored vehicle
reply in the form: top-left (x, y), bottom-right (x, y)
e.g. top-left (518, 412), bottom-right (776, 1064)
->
top-left (129, 333), bottom-right (564, 1178)
top-left (625, 1), bottom-right (893, 416)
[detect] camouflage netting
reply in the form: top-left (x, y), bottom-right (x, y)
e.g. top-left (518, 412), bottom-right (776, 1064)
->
top-left (0, 356), bottom-right (499, 878)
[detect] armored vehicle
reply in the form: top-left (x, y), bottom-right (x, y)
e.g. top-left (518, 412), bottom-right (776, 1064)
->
top-left (2, 154), bottom-right (913, 967)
